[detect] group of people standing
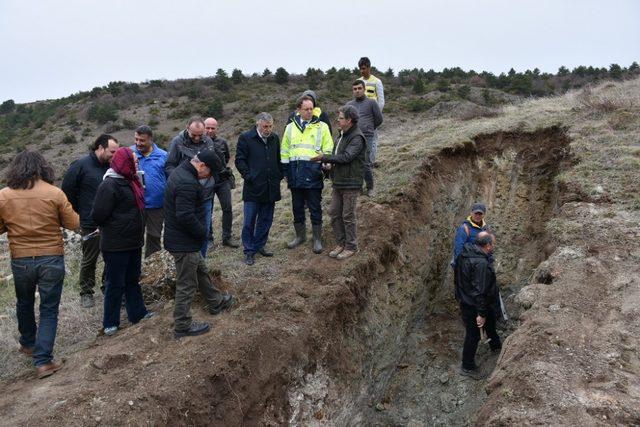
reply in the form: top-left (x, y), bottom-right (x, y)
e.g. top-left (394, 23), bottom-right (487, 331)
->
top-left (0, 57), bottom-right (385, 378)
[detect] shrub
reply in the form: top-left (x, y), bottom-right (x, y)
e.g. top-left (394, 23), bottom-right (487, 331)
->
top-left (274, 67), bottom-right (289, 84)
top-left (231, 69), bottom-right (244, 84)
top-left (215, 69), bottom-right (232, 92)
top-left (412, 78), bottom-right (425, 94)
top-left (262, 68), bottom-right (272, 77)
top-left (0, 99), bottom-right (15, 114)
top-left (87, 103), bottom-right (118, 124)
top-left (457, 85), bottom-right (471, 99)
top-left (61, 134), bottom-right (78, 145)
top-left (205, 99), bottom-right (224, 118)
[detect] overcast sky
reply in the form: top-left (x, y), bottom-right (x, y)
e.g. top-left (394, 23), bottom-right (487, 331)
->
top-left (1, 0), bottom-right (638, 103)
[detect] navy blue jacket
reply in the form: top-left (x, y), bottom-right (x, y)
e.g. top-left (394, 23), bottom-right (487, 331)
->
top-left (131, 144), bottom-right (168, 209)
top-left (235, 127), bottom-right (283, 203)
top-left (61, 151), bottom-right (109, 229)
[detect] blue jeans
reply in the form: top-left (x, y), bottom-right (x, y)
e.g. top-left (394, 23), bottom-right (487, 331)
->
top-left (11, 255), bottom-right (65, 367)
top-left (290, 188), bottom-right (322, 225)
top-left (201, 199), bottom-right (213, 258)
top-left (102, 249), bottom-right (147, 329)
top-left (242, 202), bottom-right (275, 255)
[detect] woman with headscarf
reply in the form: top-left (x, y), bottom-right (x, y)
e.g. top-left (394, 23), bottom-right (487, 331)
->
top-left (92, 146), bottom-right (154, 336)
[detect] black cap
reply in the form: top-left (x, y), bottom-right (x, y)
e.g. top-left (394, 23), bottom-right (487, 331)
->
top-left (196, 150), bottom-right (219, 172)
top-left (471, 203), bottom-right (486, 214)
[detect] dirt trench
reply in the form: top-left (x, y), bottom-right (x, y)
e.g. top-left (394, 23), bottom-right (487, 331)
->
top-left (0, 127), bottom-right (572, 427)
top-left (287, 127), bottom-right (571, 425)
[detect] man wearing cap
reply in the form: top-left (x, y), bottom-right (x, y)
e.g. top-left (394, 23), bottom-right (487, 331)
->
top-left (452, 202), bottom-right (491, 266)
top-left (163, 152), bottom-right (233, 338)
top-left (285, 89), bottom-right (332, 136)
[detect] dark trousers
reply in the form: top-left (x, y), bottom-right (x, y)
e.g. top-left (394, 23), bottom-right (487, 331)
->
top-left (363, 136), bottom-right (374, 190)
top-left (460, 303), bottom-right (501, 370)
top-left (102, 249), bottom-right (147, 329)
top-left (241, 201), bottom-right (275, 255)
top-left (201, 199), bottom-right (213, 258)
top-left (329, 188), bottom-right (360, 250)
top-left (144, 208), bottom-right (164, 258)
top-left (11, 255), bottom-right (64, 367)
top-left (79, 227), bottom-right (103, 296)
top-left (171, 252), bottom-right (224, 332)
top-left (213, 180), bottom-right (233, 241)
top-left (290, 188), bottom-right (322, 226)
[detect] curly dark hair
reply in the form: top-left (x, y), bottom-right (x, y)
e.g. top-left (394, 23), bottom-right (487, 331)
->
top-left (5, 150), bottom-right (55, 189)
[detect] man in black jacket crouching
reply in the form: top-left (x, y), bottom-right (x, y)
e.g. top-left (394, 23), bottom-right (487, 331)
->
top-left (454, 231), bottom-right (502, 379)
top-left (164, 151), bottom-right (234, 338)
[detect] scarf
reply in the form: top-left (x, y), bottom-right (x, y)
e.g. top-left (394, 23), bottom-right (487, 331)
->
top-left (109, 147), bottom-right (145, 211)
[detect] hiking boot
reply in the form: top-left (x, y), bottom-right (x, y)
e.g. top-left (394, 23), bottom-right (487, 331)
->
top-left (209, 294), bottom-right (234, 315)
top-left (287, 223), bottom-right (307, 249)
top-left (36, 359), bottom-right (64, 379)
top-left (328, 246), bottom-right (344, 258)
top-left (312, 224), bottom-right (323, 254)
top-left (222, 238), bottom-right (240, 248)
top-left (175, 321), bottom-right (210, 339)
top-left (459, 367), bottom-right (485, 380)
top-left (244, 253), bottom-right (255, 266)
top-left (258, 247), bottom-right (273, 257)
top-left (336, 249), bottom-right (356, 260)
top-left (18, 345), bottom-right (34, 357)
top-left (80, 294), bottom-right (95, 308)
top-left (103, 326), bottom-right (118, 336)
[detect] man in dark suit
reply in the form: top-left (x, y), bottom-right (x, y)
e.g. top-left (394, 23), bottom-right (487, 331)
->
top-left (234, 112), bottom-right (284, 266)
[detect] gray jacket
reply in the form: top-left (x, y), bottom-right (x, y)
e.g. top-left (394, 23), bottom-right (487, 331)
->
top-left (165, 130), bottom-right (224, 199)
top-left (347, 97), bottom-right (383, 140)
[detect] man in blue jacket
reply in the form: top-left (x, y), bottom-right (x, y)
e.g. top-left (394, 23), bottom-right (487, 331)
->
top-left (131, 125), bottom-right (168, 258)
top-left (452, 202), bottom-right (490, 267)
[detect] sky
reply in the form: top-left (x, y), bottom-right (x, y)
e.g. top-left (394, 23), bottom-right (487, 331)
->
top-left (0, 0), bottom-right (638, 103)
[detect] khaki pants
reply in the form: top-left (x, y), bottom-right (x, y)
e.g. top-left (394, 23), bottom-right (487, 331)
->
top-left (171, 252), bottom-right (223, 332)
top-left (329, 188), bottom-right (360, 251)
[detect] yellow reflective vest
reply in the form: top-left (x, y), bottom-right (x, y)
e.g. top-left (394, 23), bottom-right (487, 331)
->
top-left (281, 118), bottom-right (333, 189)
top-left (359, 74), bottom-right (385, 110)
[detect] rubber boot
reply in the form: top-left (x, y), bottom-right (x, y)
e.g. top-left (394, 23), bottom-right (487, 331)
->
top-left (287, 223), bottom-right (307, 249)
top-left (312, 224), bottom-right (323, 254)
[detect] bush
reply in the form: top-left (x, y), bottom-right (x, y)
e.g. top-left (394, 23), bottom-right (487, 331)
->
top-left (205, 99), bottom-right (224, 118)
top-left (408, 99), bottom-right (437, 113)
top-left (457, 85), bottom-right (471, 99)
top-left (262, 68), bottom-right (272, 77)
top-left (122, 118), bottom-right (137, 129)
top-left (0, 99), bottom-right (15, 114)
top-left (87, 103), bottom-right (118, 124)
top-left (215, 69), bottom-right (232, 92)
top-left (61, 134), bottom-right (78, 145)
top-left (231, 69), bottom-right (244, 84)
top-left (274, 67), bottom-right (289, 84)
top-left (412, 78), bottom-right (425, 94)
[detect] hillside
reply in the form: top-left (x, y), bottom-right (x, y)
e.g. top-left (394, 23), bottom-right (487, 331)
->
top-left (0, 73), bottom-right (639, 426)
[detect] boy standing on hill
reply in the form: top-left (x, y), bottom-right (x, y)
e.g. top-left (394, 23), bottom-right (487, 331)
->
top-left (358, 57), bottom-right (385, 170)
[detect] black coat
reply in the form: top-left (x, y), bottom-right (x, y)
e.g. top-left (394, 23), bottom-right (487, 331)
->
top-left (91, 176), bottom-right (144, 252)
top-left (454, 243), bottom-right (498, 316)
top-left (235, 127), bottom-right (284, 203)
top-left (61, 152), bottom-right (110, 229)
top-left (165, 130), bottom-right (224, 199)
top-left (163, 161), bottom-right (208, 252)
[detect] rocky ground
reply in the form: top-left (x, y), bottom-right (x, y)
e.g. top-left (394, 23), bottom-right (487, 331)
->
top-left (0, 79), bottom-right (639, 426)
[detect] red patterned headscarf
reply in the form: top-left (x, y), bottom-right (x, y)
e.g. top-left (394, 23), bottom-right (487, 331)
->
top-left (110, 147), bottom-right (145, 211)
